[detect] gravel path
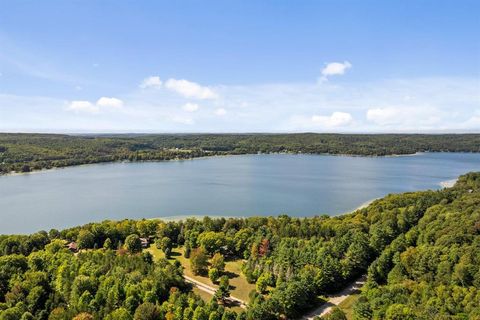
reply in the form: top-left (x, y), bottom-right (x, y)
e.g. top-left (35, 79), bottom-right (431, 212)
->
top-left (184, 275), bottom-right (247, 308)
top-left (301, 275), bottom-right (366, 319)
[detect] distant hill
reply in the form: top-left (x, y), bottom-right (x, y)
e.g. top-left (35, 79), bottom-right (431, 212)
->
top-left (1, 133), bottom-right (479, 174)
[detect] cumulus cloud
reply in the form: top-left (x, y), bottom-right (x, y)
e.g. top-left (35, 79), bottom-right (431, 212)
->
top-left (67, 97), bottom-right (123, 114)
top-left (96, 97), bottom-right (124, 108)
top-left (139, 76), bottom-right (162, 89)
top-left (182, 103), bottom-right (199, 112)
top-left (311, 112), bottom-right (353, 127)
top-left (320, 61), bottom-right (352, 81)
top-left (67, 100), bottom-right (99, 113)
top-left (5, 75), bottom-right (478, 132)
top-left (214, 108), bottom-right (227, 116)
top-left (165, 78), bottom-right (218, 100)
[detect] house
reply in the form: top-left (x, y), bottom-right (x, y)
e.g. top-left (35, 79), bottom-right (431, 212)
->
top-left (67, 242), bottom-right (78, 253)
top-left (140, 237), bottom-right (149, 248)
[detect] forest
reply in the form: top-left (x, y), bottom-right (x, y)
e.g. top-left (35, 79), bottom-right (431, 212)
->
top-left (1, 133), bottom-right (480, 174)
top-left (0, 172), bottom-right (479, 319)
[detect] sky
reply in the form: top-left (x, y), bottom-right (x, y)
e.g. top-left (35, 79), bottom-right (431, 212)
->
top-left (0, 0), bottom-right (479, 133)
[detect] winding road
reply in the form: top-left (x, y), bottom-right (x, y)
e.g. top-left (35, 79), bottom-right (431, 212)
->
top-left (184, 275), bottom-right (247, 309)
top-left (184, 273), bottom-right (364, 316)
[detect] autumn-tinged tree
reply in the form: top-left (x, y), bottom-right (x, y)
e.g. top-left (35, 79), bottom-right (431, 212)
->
top-left (190, 248), bottom-right (209, 275)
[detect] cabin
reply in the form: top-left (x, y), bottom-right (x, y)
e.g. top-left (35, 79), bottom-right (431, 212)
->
top-left (67, 242), bottom-right (78, 253)
top-left (140, 237), bottom-right (149, 248)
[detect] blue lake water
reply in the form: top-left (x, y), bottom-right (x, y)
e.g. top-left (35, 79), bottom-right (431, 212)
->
top-left (0, 152), bottom-right (479, 234)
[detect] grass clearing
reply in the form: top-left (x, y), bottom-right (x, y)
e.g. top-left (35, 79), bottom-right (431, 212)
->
top-left (146, 244), bottom-right (255, 304)
top-left (192, 287), bottom-right (213, 302)
top-left (338, 293), bottom-right (360, 319)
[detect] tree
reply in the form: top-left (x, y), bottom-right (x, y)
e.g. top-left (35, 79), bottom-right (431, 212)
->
top-left (192, 306), bottom-right (208, 320)
top-left (0, 307), bottom-right (22, 320)
top-left (125, 234), bottom-right (142, 254)
top-left (209, 268), bottom-right (220, 283)
top-left (103, 238), bottom-right (113, 250)
top-left (106, 308), bottom-right (133, 320)
top-left (184, 242), bottom-right (191, 258)
top-left (233, 228), bottom-right (253, 257)
top-left (255, 273), bottom-right (272, 294)
top-left (214, 276), bottom-right (230, 304)
top-left (385, 304), bottom-right (415, 320)
top-left (77, 230), bottom-right (95, 249)
top-left (20, 312), bottom-right (34, 320)
top-left (158, 237), bottom-right (172, 252)
top-left (321, 307), bottom-right (346, 320)
top-left (156, 236), bottom-right (172, 258)
top-left (221, 310), bottom-right (237, 320)
top-left (258, 239), bottom-right (269, 257)
top-left (211, 253), bottom-right (225, 272)
top-left (198, 232), bottom-right (226, 255)
top-left (190, 248), bottom-right (209, 275)
top-left (133, 302), bottom-right (160, 320)
top-left (73, 313), bottom-right (94, 320)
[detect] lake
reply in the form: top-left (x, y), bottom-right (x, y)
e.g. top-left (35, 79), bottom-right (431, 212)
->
top-left (1, 152), bottom-right (479, 234)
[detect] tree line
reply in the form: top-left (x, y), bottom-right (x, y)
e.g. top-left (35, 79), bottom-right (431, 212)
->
top-left (1, 133), bottom-right (479, 174)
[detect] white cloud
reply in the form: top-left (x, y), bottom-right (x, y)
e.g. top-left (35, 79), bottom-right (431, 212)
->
top-left (96, 97), bottom-right (124, 108)
top-left (139, 76), bottom-right (162, 89)
top-left (321, 61), bottom-right (352, 80)
top-left (182, 103), bottom-right (199, 112)
top-left (311, 112), bottom-right (353, 127)
top-left (165, 78), bottom-right (218, 100)
top-left (3, 76), bottom-right (479, 133)
top-left (366, 106), bottom-right (442, 128)
top-left (67, 97), bottom-right (123, 114)
top-left (67, 100), bottom-right (99, 113)
top-left (214, 108), bottom-right (227, 116)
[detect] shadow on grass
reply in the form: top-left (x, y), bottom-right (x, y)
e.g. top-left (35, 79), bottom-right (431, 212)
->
top-left (222, 298), bottom-right (243, 308)
top-left (303, 296), bottom-right (330, 314)
top-left (169, 251), bottom-right (182, 257)
top-left (224, 270), bottom-right (239, 279)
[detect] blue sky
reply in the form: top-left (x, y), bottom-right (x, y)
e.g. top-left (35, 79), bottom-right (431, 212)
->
top-left (0, 0), bottom-right (479, 132)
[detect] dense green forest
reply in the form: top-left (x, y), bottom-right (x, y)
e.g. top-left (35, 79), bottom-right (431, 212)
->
top-left (354, 174), bottom-right (480, 319)
top-left (1, 133), bottom-right (479, 174)
top-left (0, 173), bottom-right (479, 319)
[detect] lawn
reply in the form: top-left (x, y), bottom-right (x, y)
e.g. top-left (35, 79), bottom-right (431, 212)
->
top-left (146, 245), bottom-right (256, 304)
top-left (338, 293), bottom-right (360, 319)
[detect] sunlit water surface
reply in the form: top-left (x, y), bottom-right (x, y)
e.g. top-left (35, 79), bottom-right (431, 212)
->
top-left (1, 152), bottom-right (479, 234)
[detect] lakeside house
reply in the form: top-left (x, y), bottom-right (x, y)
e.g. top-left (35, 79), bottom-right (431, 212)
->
top-left (67, 242), bottom-right (78, 253)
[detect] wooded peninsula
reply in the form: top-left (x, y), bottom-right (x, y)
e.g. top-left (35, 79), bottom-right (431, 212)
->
top-left (0, 172), bottom-right (479, 319)
top-left (1, 133), bottom-right (479, 174)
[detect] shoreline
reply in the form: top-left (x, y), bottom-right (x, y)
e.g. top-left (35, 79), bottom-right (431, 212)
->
top-left (351, 198), bottom-right (379, 212)
top-left (439, 178), bottom-right (458, 188)
top-left (0, 151), bottom-right (426, 177)
top-left (151, 198), bottom-right (381, 223)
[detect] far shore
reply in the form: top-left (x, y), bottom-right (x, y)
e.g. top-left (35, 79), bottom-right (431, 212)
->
top-left (0, 151), bottom-right (427, 177)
